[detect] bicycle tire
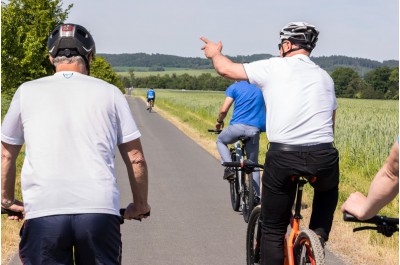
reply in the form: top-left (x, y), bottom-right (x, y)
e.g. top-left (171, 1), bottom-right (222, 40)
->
top-left (293, 228), bottom-right (325, 265)
top-left (149, 100), bottom-right (153, 112)
top-left (246, 205), bottom-right (261, 265)
top-left (242, 172), bottom-right (255, 223)
top-left (230, 151), bottom-right (241, 211)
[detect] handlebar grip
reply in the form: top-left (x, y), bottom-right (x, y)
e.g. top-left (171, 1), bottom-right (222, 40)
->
top-left (1, 207), bottom-right (24, 219)
top-left (223, 160), bottom-right (264, 169)
top-left (343, 212), bottom-right (358, 222)
top-left (343, 212), bottom-right (399, 225)
top-left (119, 208), bottom-right (151, 223)
top-left (222, 161), bottom-right (242, 167)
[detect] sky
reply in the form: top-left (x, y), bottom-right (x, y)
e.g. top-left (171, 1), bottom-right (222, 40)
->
top-left (62, 0), bottom-right (399, 62)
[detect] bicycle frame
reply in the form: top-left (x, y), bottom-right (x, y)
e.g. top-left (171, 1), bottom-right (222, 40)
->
top-left (285, 177), bottom-right (308, 265)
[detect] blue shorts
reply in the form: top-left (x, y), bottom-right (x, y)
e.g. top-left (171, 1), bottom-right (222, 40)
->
top-left (19, 214), bottom-right (122, 265)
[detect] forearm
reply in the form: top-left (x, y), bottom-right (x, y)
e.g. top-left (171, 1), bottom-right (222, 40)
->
top-left (128, 159), bottom-right (149, 205)
top-left (1, 143), bottom-right (22, 203)
top-left (361, 165), bottom-right (399, 217)
top-left (217, 111), bottom-right (228, 122)
top-left (1, 156), bottom-right (17, 201)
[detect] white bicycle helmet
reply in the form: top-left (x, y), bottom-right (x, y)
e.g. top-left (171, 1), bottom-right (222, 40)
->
top-left (280, 22), bottom-right (319, 52)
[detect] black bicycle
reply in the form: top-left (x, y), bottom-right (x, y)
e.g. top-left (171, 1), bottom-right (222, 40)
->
top-left (1, 207), bottom-right (150, 224)
top-left (223, 159), bottom-right (263, 223)
top-left (343, 212), bottom-right (398, 237)
top-left (209, 129), bottom-right (262, 222)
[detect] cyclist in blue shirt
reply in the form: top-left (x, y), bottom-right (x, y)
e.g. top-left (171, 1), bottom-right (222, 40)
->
top-left (146, 88), bottom-right (155, 110)
top-left (215, 81), bottom-right (266, 197)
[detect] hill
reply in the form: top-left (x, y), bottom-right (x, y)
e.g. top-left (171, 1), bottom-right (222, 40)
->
top-left (99, 53), bottom-right (398, 76)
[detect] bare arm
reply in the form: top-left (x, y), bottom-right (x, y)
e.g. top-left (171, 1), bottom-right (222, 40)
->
top-left (332, 110), bottom-right (336, 135)
top-left (215, 97), bottom-right (234, 130)
top-left (118, 138), bottom-right (151, 220)
top-left (1, 141), bottom-right (24, 220)
top-left (200, 37), bottom-right (248, 81)
top-left (341, 141), bottom-right (399, 220)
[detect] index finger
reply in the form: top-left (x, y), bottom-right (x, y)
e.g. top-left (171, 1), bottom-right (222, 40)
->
top-left (200, 36), bottom-right (209, 44)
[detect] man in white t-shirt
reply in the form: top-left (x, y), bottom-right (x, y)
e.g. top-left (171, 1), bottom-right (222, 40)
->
top-left (201, 22), bottom-right (339, 265)
top-left (1, 24), bottom-right (151, 264)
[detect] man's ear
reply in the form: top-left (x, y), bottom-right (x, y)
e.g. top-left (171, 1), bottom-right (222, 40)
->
top-left (88, 53), bottom-right (94, 64)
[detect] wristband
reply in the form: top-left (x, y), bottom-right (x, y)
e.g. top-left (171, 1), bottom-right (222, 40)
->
top-left (217, 119), bottom-right (224, 124)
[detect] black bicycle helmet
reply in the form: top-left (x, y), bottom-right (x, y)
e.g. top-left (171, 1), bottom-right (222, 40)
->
top-left (47, 24), bottom-right (95, 70)
top-left (280, 22), bottom-right (319, 52)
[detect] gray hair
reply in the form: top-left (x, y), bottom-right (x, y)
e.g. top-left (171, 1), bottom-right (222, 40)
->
top-left (53, 56), bottom-right (86, 67)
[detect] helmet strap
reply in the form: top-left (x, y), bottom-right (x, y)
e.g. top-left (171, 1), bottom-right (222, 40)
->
top-left (282, 47), bottom-right (302, 57)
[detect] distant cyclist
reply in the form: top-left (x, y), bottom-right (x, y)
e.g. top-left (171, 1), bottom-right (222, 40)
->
top-left (215, 81), bottom-right (266, 197)
top-left (1, 24), bottom-right (150, 264)
top-left (146, 87), bottom-right (156, 110)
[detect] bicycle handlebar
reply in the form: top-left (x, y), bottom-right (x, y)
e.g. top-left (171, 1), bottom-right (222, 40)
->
top-left (222, 160), bottom-right (264, 169)
top-left (343, 212), bottom-right (399, 225)
top-left (343, 212), bottom-right (399, 237)
top-left (1, 207), bottom-right (24, 219)
top-left (208, 129), bottom-right (222, 134)
top-left (119, 208), bottom-right (151, 224)
top-left (1, 207), bottom-right (151, 224)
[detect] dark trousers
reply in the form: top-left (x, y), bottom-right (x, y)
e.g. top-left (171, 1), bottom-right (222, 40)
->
top-left (260, 147), bottom-right (339, 265)
top-left (19, 213), bottom-right (122, 265)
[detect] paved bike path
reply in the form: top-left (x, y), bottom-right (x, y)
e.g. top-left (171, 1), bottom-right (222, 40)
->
top-left (8, 97), bottom-right (347, 265)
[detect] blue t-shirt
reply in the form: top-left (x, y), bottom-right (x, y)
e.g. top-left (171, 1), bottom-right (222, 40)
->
top-left (147, 89), bottom-right (155, 98)
top-left (226, 81), bottom-right (266, 132)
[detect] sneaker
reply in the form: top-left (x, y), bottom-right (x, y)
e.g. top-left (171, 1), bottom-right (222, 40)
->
top-left (146, 107), bottom-right (149, 110)
top-left (223, 168), bottom-right (235, 181)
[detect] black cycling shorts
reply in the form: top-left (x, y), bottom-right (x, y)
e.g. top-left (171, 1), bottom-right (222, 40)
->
top-left (19, 213), bottom-right (122, 265)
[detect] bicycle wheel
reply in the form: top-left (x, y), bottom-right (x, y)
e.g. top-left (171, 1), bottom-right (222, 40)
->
top-left (246, 205), bottom-right (261, 265)
top-left (293, 228), bottom-right (325, 265)
top-left (242, 172), bottom-right (255, 223)
top-left (229, 152), bottom-right (241, 211)
top-left (149, 100), bottom-right (153, 112)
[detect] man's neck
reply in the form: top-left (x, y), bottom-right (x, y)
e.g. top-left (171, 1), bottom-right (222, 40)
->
top-left (55, 63), bottom-right (88, 75)
top-left (286, 49), bottom-right (310, 58)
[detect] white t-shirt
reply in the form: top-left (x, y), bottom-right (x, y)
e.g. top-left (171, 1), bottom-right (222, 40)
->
top-left (244, 54), bottom-right (337, 145)
top-left (1, 71), bottom-right (141, 219)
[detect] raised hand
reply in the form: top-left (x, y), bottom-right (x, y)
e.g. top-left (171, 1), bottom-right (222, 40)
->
top-left (200, 37), bottom-right (223, 59)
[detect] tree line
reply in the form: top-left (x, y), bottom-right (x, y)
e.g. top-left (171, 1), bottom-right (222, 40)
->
top-left (121, 72), bottom-right (233, 91)
top-left (331, 66), bottom-right (399, 99)
top-left (120, 66), bottom-right (399, 99)
top-left (100, 53), bottom-right (398, 77)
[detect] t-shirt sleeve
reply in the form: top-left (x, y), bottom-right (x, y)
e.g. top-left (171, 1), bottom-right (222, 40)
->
top-left (114, 87), bottom-right (141, 144)
top-left (243, 60), bottom-right (271, 89)
top-left (225, 83), bottom-right (236, 99)
top-left (1, 87), bottom-right (24, 145)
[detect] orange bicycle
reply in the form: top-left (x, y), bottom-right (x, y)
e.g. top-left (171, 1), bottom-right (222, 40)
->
top-left (246, 176), bottom-right (325, 265)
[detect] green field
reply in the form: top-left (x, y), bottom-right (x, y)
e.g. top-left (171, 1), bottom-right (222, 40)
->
top-left (116, 68), bottom-right (218, 77)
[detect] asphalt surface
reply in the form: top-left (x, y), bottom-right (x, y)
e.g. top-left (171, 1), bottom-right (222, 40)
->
top-left (8, 97), bottom-right (347, 265)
